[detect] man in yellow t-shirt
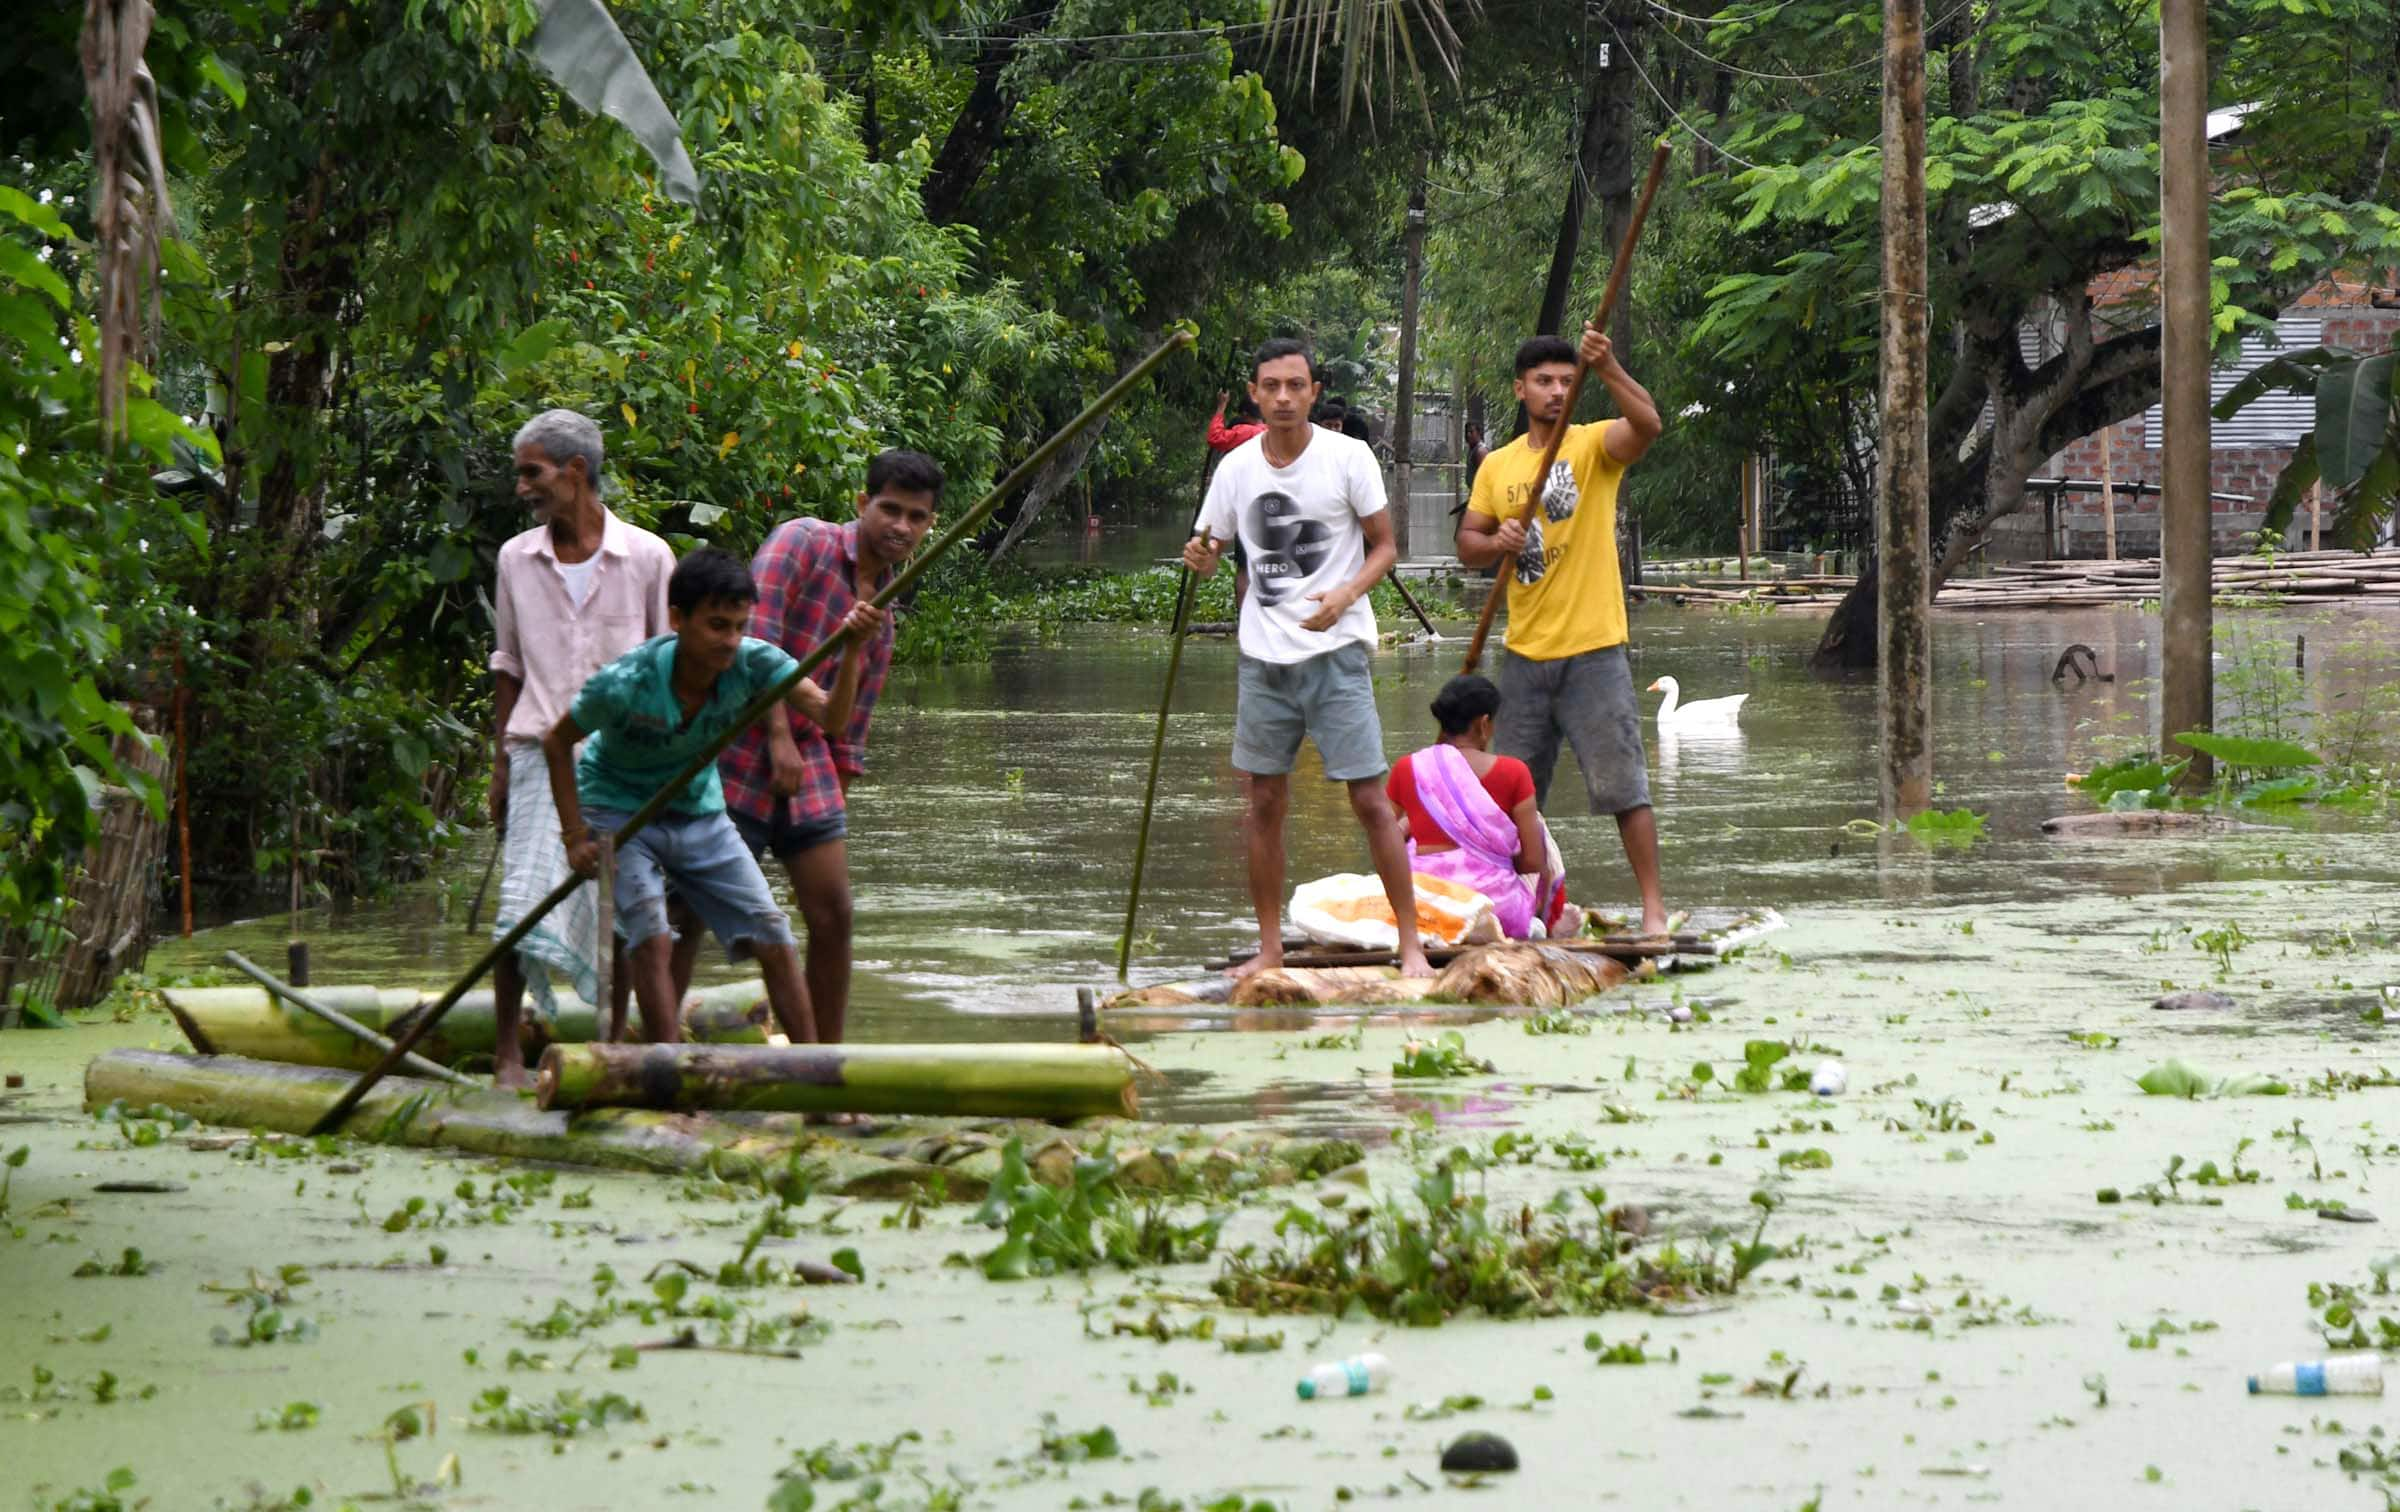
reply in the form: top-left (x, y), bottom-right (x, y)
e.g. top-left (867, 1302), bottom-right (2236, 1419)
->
top-left (1458, 325), bottom-right (1669, 935)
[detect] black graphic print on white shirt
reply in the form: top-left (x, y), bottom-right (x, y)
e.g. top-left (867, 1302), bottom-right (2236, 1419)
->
top-left (1244, 489), bottom-right (1334, 607)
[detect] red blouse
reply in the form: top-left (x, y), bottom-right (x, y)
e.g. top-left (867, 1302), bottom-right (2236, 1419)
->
top-left (1386, 752), bottom-right (1536, 849)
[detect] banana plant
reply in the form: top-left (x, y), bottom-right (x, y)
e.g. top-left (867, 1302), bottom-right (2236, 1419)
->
top-left (2214, 345), bottom-right (2399, 550)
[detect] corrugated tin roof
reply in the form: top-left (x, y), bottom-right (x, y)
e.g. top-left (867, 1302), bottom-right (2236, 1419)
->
top-left (2142, 316), bottom-right (2323, 449)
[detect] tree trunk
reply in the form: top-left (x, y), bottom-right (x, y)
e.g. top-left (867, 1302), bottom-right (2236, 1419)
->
top-left (920, 0), bottom-right (1049, 225)
top-left (985, 412), bottom-right (1112, 562)
top-left (536, 1042), bottom-right (1141, 1119)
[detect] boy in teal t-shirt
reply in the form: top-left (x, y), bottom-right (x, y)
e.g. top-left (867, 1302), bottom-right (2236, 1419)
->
top-left (543, 548), bottom-right (869, 1044)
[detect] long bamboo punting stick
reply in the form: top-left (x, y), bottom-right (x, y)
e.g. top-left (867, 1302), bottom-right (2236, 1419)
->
top-left (1115, 506), bottom-right (1207, 983)
top-left (305, 332), bottom-right (1193, 1136)
top-left (1460, 142), bottom-right (1674, 677)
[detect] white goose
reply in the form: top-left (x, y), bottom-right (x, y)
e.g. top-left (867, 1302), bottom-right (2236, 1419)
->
top-left (1647, 676), bottom-right (1747, 729)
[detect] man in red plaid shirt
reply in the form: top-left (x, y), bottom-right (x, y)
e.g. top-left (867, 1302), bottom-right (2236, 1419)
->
top-left (721, 450), bottom-right (943, 1043)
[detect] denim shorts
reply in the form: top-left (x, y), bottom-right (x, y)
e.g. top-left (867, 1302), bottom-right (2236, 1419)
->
top-left (733, 806), bottom-right (848, 864)
top-left (1232, 641), bottom-right (1388, 782)
top-left (1494, 644), bottom-right (1653, 815)
top-left (585, 808), bottom-right (795, 957)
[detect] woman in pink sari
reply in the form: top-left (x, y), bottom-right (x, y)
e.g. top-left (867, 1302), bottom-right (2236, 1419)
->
top-left (1386, 676), bottom-right (1576, 939)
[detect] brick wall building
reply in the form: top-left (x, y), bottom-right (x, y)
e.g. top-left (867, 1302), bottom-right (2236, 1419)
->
top-left (1994, 277), bottom-right (2400, 559)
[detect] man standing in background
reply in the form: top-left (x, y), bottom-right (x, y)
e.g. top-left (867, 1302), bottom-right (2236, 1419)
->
top-left (488, 409), bottom-right (677, 1085)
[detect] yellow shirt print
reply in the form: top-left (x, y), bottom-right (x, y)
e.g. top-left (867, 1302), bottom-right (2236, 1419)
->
top-left (1464, 419), bottom-right (1628, 660)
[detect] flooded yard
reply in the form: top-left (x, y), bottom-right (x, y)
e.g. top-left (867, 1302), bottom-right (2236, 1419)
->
top-left (6, 601), bottom-right (2400, 1509)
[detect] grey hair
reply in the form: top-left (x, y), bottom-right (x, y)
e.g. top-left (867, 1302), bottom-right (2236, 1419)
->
top-left (513, 408), bottom-right (605, 496)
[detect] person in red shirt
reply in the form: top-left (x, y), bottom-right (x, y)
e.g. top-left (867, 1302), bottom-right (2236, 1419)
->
top-left (1386, 675), bottom-right (1581, 938)
top-left (1207, 390), bottom-right (1266, 453)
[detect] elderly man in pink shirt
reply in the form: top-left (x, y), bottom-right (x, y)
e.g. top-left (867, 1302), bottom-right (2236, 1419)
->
top-left (487, 409), bottom-right (677, 1086)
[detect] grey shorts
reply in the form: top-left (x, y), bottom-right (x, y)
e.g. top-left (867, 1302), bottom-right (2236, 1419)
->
top-left (1233, 642), bottom-right (1388, 782)
top-left (585, 808), bottom-right (795, 958)
top-left (1494, 644), bottom-right (1653, 816)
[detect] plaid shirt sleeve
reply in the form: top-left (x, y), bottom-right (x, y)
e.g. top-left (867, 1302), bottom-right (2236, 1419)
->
top-left (718, 522), bottom-right (848, 827)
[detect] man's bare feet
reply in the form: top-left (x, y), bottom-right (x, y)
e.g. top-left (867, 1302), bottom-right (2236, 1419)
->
top-left (1228, 945), bottom-right (1283, 981)
top-left (1397, 947), bottom-right (1434, 980)
top-left (1639, 908), bottom-right (1671, 939)
top-left (494, 1060), bottom-right (532, 1091)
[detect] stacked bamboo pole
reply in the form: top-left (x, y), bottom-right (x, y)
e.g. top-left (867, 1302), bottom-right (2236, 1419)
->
top-left (1631, 548), bottom-right (2400, 611)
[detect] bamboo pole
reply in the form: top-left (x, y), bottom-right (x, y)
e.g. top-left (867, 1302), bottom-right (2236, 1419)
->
top-left (535, 1042), bottom-right (1140, 1119)
top-left (221, 951), bottom-right (475, 1087)
top-left (2100, 426), bottom-right (2118, 561)
top-left (1461, 142), bottom-right (1673, 677)
top-left (1388, 573), bottom-right (1441, 638)
top-left (1737, 459), bottom-right (1752, 581)
top-left (306, 333), bottom-right (1192, 1136)
top-left (1116, 516), bottom-right (1202, 983)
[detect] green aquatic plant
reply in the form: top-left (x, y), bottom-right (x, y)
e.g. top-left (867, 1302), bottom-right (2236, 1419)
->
top-left (2133, 1060), bottom-right (2289, 1099)
top-left (2192, 920), bottom-right (2254, 976)
top-left (1213, 1149), bottom-right (1768, 1325)
top-left (2071, 754), bottom-right (2186, 811)
top-left (1392, 1030), bottom-right (1493, 1079)
top-left (468, 1385), bottom-right (644, 1438)
top-left (969, 1137), bottom-right (1225, 1281)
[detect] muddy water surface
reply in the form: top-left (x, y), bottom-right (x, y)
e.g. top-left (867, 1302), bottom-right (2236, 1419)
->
top-left (7, 601), bottom-right (2400, 1509)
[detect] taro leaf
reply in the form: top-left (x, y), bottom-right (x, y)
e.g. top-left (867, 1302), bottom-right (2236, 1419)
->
top-left (530, 0), bottom-right (702, 209)
top-left (2135, 1060), bottom-right (2213, 1098)
top-left (2238, 775), bottom-right (2318, 807)
top-left (2257, 432), bottom-right (2320, 539)
top-left (2172, 731), bottom-right (2320, 769)
top-left (2315, 351), bottom-right (2396, 491)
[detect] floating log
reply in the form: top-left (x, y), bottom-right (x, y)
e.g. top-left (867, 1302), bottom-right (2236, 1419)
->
top-left (536, 1042), bottom-right (1141, 1120)
top-left (84, 1048), bottom-right (968, 1197)
top-left (2040, 811), bottom-right (2273, 837)
top-left (82, 1049), bottom-right (1352, 1201)
top-left (159, 982), bottom-right (770, 1070)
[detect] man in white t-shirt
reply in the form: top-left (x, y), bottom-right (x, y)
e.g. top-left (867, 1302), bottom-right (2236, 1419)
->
top-left (1182, 339), bottom-right (1431, 981)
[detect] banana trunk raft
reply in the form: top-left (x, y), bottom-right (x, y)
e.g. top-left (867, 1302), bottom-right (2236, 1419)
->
top-left (159, 982), bottom-right (773, 1070)
top-left (83, 1049), bottom-right (1358, 1202)
top-left (536, 1042), bottom-right (1142, 1119)
top-left (1104, 909), bottom-right (1785, 1027)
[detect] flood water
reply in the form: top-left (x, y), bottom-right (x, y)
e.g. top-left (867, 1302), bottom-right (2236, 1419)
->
top-left (156, 597), bottom-right (2400, 1048)
top-left (24, 596), bottom-right (2400, 1510)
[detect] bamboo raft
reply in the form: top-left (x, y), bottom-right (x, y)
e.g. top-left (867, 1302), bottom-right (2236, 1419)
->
top-left (1101, 908), bottom-right (1783, 1025)
top-left (82, 1049), bottom-right (1357, 1202)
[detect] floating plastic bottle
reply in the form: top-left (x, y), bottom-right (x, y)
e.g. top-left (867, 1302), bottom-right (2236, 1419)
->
top-left (1297, 1352), bottom-right (1390, 1401)
top-left (1810, 1060), bottom-right (1847, 1097)
top-left (2248, 1355), bottom-right (2383, 1396)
